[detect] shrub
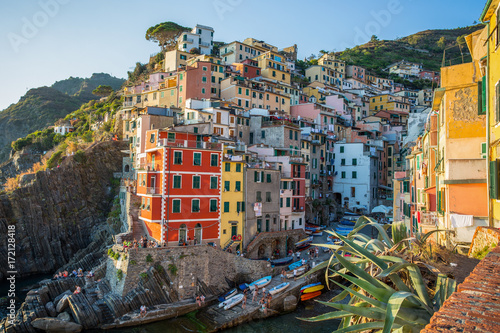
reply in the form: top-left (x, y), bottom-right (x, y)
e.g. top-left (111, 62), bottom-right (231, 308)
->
top-left (113, 253), bottom-right (120, 260)
top-left (46, 150), bottom-right (63, 169)
top-left (155, 264), bottom-right (164, 273)
top-left (146, 254), bottom-right (153, 262)
top-left (139, 272), bottom-right (148, 279)
top-left (116, 269), bottom-right (123, 281)
top-left (130, 260), bottom-right (137, 265)
top-left (73, 150), bottom-right (86, 164)
top-left (168, 264), bottom-right (177, 276)
top-left (107, 248), bottom-right (114, 256)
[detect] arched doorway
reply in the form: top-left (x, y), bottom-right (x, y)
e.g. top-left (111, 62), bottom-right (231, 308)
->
top-left (258, 244), bottom-right (267, 259)
top-left (124, 164), bottom-right (130, 173)
top-left (194, 223), bottom-right (202, 245)
top-left (179, 224), bottom-right (187, 244)
top-left (272, 239), bottom-right (280, 258)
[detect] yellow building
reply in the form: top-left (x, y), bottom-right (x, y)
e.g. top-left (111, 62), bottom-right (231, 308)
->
top-left (158, 76), bottom-right (179, 108)
top-left (220, 149), bottom-right (246, 250)
top-left (164, 49), bottom-right (191, 72)
top-left (480, 0), bottom-right (500, 227)
top-left (305, 65), bottom-right (343, 87)
top-left (318, 53), bottom-right (346, 74)
top-left (253, 51), bottom-right (291, 84)
top-left (369, 93), bottom-right (410, 113)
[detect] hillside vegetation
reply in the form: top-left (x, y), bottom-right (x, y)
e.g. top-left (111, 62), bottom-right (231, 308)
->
top-left (336, 25), bottom-right (485, 77)
top-left (0, 73), bottom-right (125, 163)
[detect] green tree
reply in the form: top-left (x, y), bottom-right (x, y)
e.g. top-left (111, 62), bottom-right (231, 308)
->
top-left (189, 47), bottom-right (201, 55)
top-left (92, 85), bottom-right (113, 97)
top-left (370, 35), bottom-right (379, 42)
top-left (437, 36), bottom-right (446, 49)
top-left (145, 21), bottom-right (190, 51)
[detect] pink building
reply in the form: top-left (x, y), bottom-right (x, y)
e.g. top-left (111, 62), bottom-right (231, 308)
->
top-left (418, 70), bottom-right (440, 84)
top-left (346, 65), bottom-right (366, 82)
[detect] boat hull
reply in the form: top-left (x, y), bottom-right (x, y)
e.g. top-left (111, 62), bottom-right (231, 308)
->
top-left (301, 290), bottom-right (321, 301)
top-left (303, 285), bottom-right (324, 293)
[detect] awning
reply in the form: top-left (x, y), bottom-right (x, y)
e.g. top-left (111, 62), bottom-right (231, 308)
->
top-left (378, 185), bottom-right (393, 191)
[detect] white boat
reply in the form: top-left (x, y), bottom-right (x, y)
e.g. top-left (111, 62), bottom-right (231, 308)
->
top-left (312, 231), bottom-right (323, 237)
top-left (286, 265), bottom-right (308, 279)
top-left (248, 276), bottom-right (272, 291)
top-left (218, 291), bottom-right (238, 308)
top-left (269, 282), bottom-right (290, 295)
top-left (223, 293), bottom-right (244, 310)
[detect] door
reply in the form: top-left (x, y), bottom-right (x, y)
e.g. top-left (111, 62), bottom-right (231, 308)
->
top-left (231, 225), bottom-right (237, 239)
top-left (195, 223), bottom-right (202, 245)
top-left (150, 176), bottom-right (156, 193)
top-left (292, 220), bottom-right (295, 229)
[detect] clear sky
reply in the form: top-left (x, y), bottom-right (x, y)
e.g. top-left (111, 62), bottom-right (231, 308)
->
top-left (0, 0), bottom-right (485, 111)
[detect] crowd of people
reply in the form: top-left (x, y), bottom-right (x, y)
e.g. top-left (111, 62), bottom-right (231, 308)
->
top-left (52, 268), bottom-right (94, 280)
top-left (123, 236), bottom-right (161, 252)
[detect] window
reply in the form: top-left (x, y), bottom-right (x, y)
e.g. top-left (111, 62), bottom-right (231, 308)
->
top-left (211, 154), bottom-right (218, 167)
top-left (172, 199), bottom-right (181, 213)
top-left (340, 146), bottom-right (344, 153)
top-left (266, 192), bottom-right (272, 202)
top-left (202, 77), bottom-right (207, 83)
top-left (174, 151), bottom-right (182, 164)
top-left (173, 175), bottom-right (182, 189)
top-left (193, 176), bottom-right (201, 189)
top-left (266, 174), bottom-right (271, 183)
top-left (210, 199), bottom-right (218, 212)
top-left (224, 202), bottom-right (229, 212)
top-left (225, 163), bottom-right (231, 172)
top-left (257, 219), bottom-right (262, 232)
top-left (224, 181), bottom-right (230, 191)
top-left (489, 160), bottom-right (499, 200)
top-left (352, 171), bottom-right (357, 179)
top-left (341, 158), bottom-right (346, 166)
top-left (286, 197), bottom-right (291, 207)
top-left (341, 171), bottom-right (346, 179)
top-left (261, 130), bottom-right (266, 138)
top-left (256, 191), bottom-right (262, 202)
top-left (289, 130), bottom-right (293, 140)
top-left (192, 199), bottom-right (200, 212)
top-left (193, 152), bottom-right (201, 166)
top-left (210, 176), bottom-right (217, 189)
top-left (236, 163), bottom-right (242, 172)
top-left (280, 198), bottom-right (283, 208)
top-left (351, 187), bottom-right (356, 197)
top-left (235, 181), bottom-right (241, 191)
top-left (168, 133), bottom-right (175, 142)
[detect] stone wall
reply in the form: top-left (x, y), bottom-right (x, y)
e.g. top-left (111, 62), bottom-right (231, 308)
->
top-left (468, 226), bottom-right (500, 258)
top-left (421, 245), bottom-right (500, 333)
top-left (245, 229), bottom-right (307, 259)
top-left (107, 245), bottom-right (273, 299)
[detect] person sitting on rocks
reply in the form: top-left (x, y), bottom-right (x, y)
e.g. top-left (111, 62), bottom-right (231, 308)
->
top-left (196, 295), bottom-right (201, 307)
top-left (58, 272), bottom-right (63, 279)
top-left (242, 292), bottom-right (247, 309)
top-left (252, 286), bottom-right (259, 302)
top-left (77, 268), bottom-right (83, 277)
top-left (74, 286), bottom-right (81, 294)
top-left (63, 271), bottom-right (69, 278)
top-left (200, 294), bottom-right (205, 305)
top-left (280, 269), bottom-right (286, 282)
top-left (71, 269), bottom-right (78, 277)
top-left (140, 305), bottom-right (147, 318)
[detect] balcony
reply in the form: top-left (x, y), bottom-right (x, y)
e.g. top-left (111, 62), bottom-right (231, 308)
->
top-left (136, 163), bottom-right (161, 171)
top-left (156, 139), bottom-right (222, 150)
top-left (200, 41), bottom-right (211, 47)
top-left (184, 38), bottom-right (194, 43)
top-left (123, 101), bottom-right (135, 108)
top-left (421, 211), bottom-right (438, 226)
top-left (292, 207), bottom-right (304, 212)
top-left (146, 187), bottom-right (161, 195)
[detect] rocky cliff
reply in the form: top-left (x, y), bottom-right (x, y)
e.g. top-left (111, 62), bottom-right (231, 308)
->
top-left (0, 141), bottom-right (127, 280)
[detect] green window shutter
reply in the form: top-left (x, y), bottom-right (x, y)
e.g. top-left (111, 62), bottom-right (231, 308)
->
top-left (482, 76), bottom-right (487, 115)
top-left (224, 202), bottom-right (229, 213)
top-left (489, 160), bottom-right (499, 200)
top-left (241, 201), bottom-right (245, 212)
top-left (254, 171), bottom-right (258, 182)
top-left (437, 191), bottom-right (442, 212)
top-left (497, 81), bottom-right (500, 120)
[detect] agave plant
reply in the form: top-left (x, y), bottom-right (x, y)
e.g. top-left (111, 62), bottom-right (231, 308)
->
top-left (300, 216), bottom-right (456, 333)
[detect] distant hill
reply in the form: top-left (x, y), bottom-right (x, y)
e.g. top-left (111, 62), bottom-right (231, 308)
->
top-left (336, 25), bottom-right (485, 77)
top-left (0, 73), bottom-right (125, 163)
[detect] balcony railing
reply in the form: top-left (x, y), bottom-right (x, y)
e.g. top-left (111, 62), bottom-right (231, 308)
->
top-left (136, 163), bottom-right (161, 171)
top-left (146, 187), bottom-right (161, 195)
top-left (156, 139), bottom-right (222, 150)
top-left (421, 211), bottom-right (438, 226)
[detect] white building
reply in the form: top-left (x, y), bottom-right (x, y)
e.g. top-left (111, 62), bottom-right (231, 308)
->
top-left (219, 41), bottom-right (263, 64)
top-left (53, 121), bottom-right (73, 135)
top-left (177, 24), bottom-right (214, 55)
top-left (333, 142), bottom-right (379, 212)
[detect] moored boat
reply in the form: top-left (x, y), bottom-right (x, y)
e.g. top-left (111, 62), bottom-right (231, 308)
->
top-left (269, 282), bottom-right (290, 295)
top-left (300, 290), bottom-right (321, 301)
top-left (312, 231), bottom-right (323, 237)
top-left (218, 288), bottom-right (237, 302)
top-left (295, 236), bottom-right (313, 249)
top-left (288, 260), bottom-right (307, 270)
top-left (270, 256), bottom-right (293, 266)
top-left (248, 276), bottom-right (272, 291)
top-left (300, 282), bottom-right (321, 292)
top-left (285, 265), bottom-right (308, 279)
top-left (302, 285), bottom-right (324, 293)
top-left (223, 294), bottom-right (244, 310)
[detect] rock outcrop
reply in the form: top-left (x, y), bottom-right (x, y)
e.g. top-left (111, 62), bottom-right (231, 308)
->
top-left (0, 141), bottom-right (126, 280)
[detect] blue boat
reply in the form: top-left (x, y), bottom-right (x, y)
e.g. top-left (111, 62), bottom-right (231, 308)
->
top-left (336, 225), bottom-right (354, 230)
top-left (218, 288), bottom-right (237, 302)
top-left (288, 260), bottom-right (307, 270)
top-left (300, 282), bottom-right (321, 292)
top-left (270, 256), bottom-right (293, 266)
top-left (335, 229), bottom-right (352, 236)
top-left (340, 220), bottom-right (356, 226)
top-left (238, 283), bottom-right (249, 291)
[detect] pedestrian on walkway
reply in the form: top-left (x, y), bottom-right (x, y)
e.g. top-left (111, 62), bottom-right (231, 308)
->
top-left (242, 291), bottom-right (247, 309)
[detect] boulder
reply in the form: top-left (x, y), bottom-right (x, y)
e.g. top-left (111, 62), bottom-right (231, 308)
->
top-left (283, 295), bottom-right (298, 312)
top-left (57, 312), bottom-right (71, 322)
top-left (31, 318), bottom-right (82, 332)
top-left (54, 290), bottom-right (72, 305)
top-left (45, 301), bottom-right (57, 317)
top-left (56, 295), bottom-right (70, 313)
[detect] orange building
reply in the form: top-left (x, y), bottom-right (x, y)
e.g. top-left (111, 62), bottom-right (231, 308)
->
top-left (137, 130), bottom-right (222, 245)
